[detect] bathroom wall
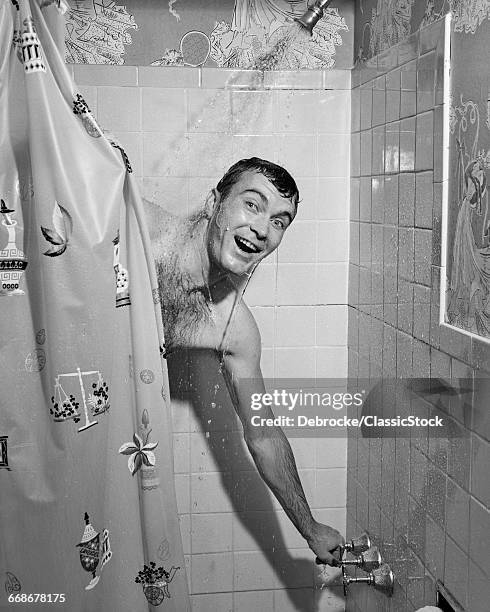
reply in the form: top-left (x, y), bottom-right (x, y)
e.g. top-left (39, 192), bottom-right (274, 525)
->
top-left (64, 0), bottom-right (354, 69)
top-left (71, 63), bottom-right (351, 611)
top-left (347, 14), bottom-right (490, 612)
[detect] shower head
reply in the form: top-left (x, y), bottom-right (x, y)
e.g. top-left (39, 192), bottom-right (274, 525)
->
top-left (296, 0), bottom-right (335, 35)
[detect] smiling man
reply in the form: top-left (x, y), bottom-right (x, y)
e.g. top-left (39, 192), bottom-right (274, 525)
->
top-left (145, 157), bottom-right (344, 565)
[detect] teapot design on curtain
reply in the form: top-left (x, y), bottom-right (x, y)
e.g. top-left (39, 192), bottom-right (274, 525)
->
top-left (0, 1), bottom-right (190, 610)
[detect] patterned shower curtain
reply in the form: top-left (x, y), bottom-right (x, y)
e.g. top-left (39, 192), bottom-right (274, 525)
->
top-left (0, 1), bottom-right (190, 610)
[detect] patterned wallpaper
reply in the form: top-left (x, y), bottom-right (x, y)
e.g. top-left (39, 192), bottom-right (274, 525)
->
top-left (64, 0), bottom-right (355, 69)
top-left (355, 0), bottom-right (490, 339)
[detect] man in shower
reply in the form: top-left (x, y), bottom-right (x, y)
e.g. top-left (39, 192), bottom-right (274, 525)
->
top-left (145, 157), bottom-right (344, 566)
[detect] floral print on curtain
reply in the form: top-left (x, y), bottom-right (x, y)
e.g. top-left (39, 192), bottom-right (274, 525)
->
top-left (0, 1), bottom-right (190, 610)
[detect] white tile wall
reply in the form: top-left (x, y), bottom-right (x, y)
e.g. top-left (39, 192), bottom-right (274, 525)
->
top-left (80, 66), bottom-right (351, 608)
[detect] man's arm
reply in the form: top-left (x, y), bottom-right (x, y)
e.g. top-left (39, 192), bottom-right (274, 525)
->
top-left (222, 304), bottom-right (344, 565)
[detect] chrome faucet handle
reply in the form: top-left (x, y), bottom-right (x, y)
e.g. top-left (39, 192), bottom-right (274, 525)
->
top-left (371, 563), bottom-right (394, 596)
top-left (342, 562), bottom-right (394, 597)
top-left (341, 546), bottom-right (382, 572)
top-left (343, 531), bottom-right (371, 555)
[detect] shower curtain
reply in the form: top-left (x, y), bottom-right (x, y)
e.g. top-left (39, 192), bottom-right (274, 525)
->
top-left (0, 1), bottom-right (190, 610)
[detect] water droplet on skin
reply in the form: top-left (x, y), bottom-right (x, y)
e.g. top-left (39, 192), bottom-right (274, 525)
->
top-left (207, 419), bottom-right (212, 424)
top-left (205, 432), bottom-right (210, 438)
top-left (211, 402), bottom-right (216, 409)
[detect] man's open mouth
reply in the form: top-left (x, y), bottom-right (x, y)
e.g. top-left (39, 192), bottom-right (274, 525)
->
top-left (234, 236), bottom-right (261, 254)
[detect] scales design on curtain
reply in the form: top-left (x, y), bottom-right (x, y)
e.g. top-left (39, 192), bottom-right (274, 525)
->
top-left (0, 1), bottom-right (190, 610)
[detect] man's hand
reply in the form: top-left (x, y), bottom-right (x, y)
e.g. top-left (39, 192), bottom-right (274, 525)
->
top-left (306, 521), bottom-right (345, 567)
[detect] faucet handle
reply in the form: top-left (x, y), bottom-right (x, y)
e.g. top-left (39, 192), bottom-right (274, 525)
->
top-left (344, 531), bottom-right (371, 555)
top-left (358, 546), bottom-right (382, 572)
top-left (371, 563), bottom-right (394, 596)
top-left (341, 545), bottom-right (382, 572)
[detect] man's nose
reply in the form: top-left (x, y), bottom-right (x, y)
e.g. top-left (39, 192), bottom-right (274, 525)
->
top-left (250, 215), bottom-right (268, 240)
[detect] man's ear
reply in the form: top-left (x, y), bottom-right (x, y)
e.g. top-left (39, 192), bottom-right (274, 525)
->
top-left (204, 188), bottom-right (220, 218)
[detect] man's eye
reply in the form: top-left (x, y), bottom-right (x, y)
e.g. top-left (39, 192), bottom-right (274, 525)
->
top-left (246, 201), bottom-right (258, 211)
top-left (272, 218), bottom-right (285, 229)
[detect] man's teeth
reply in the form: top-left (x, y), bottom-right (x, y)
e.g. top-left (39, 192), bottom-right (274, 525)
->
top-left (236, 237), bottom-right (259, 253)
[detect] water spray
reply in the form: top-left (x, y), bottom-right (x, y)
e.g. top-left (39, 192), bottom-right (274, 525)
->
top-left (296, 0), bottom-right (335, 35)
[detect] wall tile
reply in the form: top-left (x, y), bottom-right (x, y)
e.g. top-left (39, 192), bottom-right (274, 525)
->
top-left (316, 305), bottom-right (348, 346)
top-left (278, 221), bottom-right (317, 263)
top-left (470, 498), bottom-right (490, 575)
top-left (234, 590), bottom-right (273, 612)
top-left (200, 68), bottom-right (261, 90)
top-left (360, 83), bottom-right (373, 130)
top-left (231, 90), bottom-right (274, 135)
top-left (192, 513), bottom-right (233, 553)
top-left (471, 433), bottom-right (490, 508)
top-left (191, 593), bottom-right (233, 612)
top-left (399, 117), bottom-right (416, 172)
top-left (98, 86), bottom-right (141, 131)
top-left (425, 514), bottom-right (445, 579)
top-left (317, 90), bottom-right (351, 133)
top-left (274, 90), bottom-right (318, 133)
top-left (351, 86), bottom-right (361, 133)
top-left (398, 227), bottom-right (414, 282)
top-left (274, 587), bottom-right (315, 612)
top-left (275, 306), bottom-right (315, 346)
top-left (276, 263), bottom-right (315, 306)
top-left (138, 66), bottom-right (199, 88)
top-left (359, 176), bottom-right (372, 222)
top-left (360, 130), bottom-right (373, 176)
top-left (444, 536), bottom-right (469, 610)
top-left (173, 432), bottom-right (190, 473)
top-left (318, 134), bottom-right (350, 177)
top-left (74, 64), bottom-right (138, 86)
top-left (472, 374), bottom-right (490, 442)
top-left (415, 111), bottom-right (434, 171)
top-left (316, 347), bottom-right (348, 378)
top-left (313, 469), bottom-right (347, 508)
top-left (416, 52), bottom-right (435, 114)
top-left (231, 134), bottom-right (277, 164)
top-left (400, 60), bottom-right (417, 119)
top-left (191, 472), bottom-right (234, 513)
top-left (142, 87), bottom-right (186, 132)
top-left (277, 134), bottom-right (318, 178)
top-left (414, 229), bottom-right (432, 286)
top-left (468, 559), bottom-right (490, 612)
top-left (317, 221), bottom-right (349, 263)
top-left (318, 177), bottom-right (350, 221)
top-left (143, 132), bottom-right (189, 177)
top-left (415, 171), bottom-right (433, 228)
top-left (191, 552), bottom-right (233, 593)
top-left (275, 347), bottom-right (316, 377)
top-left (351, 178), bottom-right (360, 224)
top-left (446, 477), bottom-right (470, 553)
top-left (372, 81), bottom-right (386, 127)
top-left (399, 173), bottom-right (416, 227)
top-left (384, 174), bottom-right (399, 224)
top-left (446, 418), bottom-right (471, 490)
top-left (316, 263), bottom-right (349, 304)
top-left (351, 132), bottom-right (360, 177)
top-left (244, 264), bottom-right (276, 306)
top-left (385, 121), bottom-right (400, 174)
top-left (264, 70), bottom-right (322, 90)
top-left (324, 69), bottom-right (352, 90)
top-left (187, 89), bottom-right (231, 133)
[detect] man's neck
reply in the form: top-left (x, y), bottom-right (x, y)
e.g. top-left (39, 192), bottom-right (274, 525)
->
top-left (185, 215), bottom-right (244, 304)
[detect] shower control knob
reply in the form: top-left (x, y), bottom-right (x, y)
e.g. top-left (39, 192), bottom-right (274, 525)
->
top-left (344, 531), bottom-right (371, 555)
top-left (341, 546), bottom-right (382, 572)
top-left (370, 563), bottom-right (394, 596)
top-left (342, 562), bottom-right (394, 597)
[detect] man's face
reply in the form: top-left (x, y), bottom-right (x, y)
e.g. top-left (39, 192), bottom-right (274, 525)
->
top-left (207, 170), bottom-right (296, 276)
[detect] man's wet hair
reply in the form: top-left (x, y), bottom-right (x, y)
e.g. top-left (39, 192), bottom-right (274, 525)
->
top-left (216, 157), bottom-right (300, 207)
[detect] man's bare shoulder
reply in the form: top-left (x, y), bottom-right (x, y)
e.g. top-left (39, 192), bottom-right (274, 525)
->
top-left (224, 298), bottom-right (261, 361)
top-left (143, 198), bottom-right (180, 252)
